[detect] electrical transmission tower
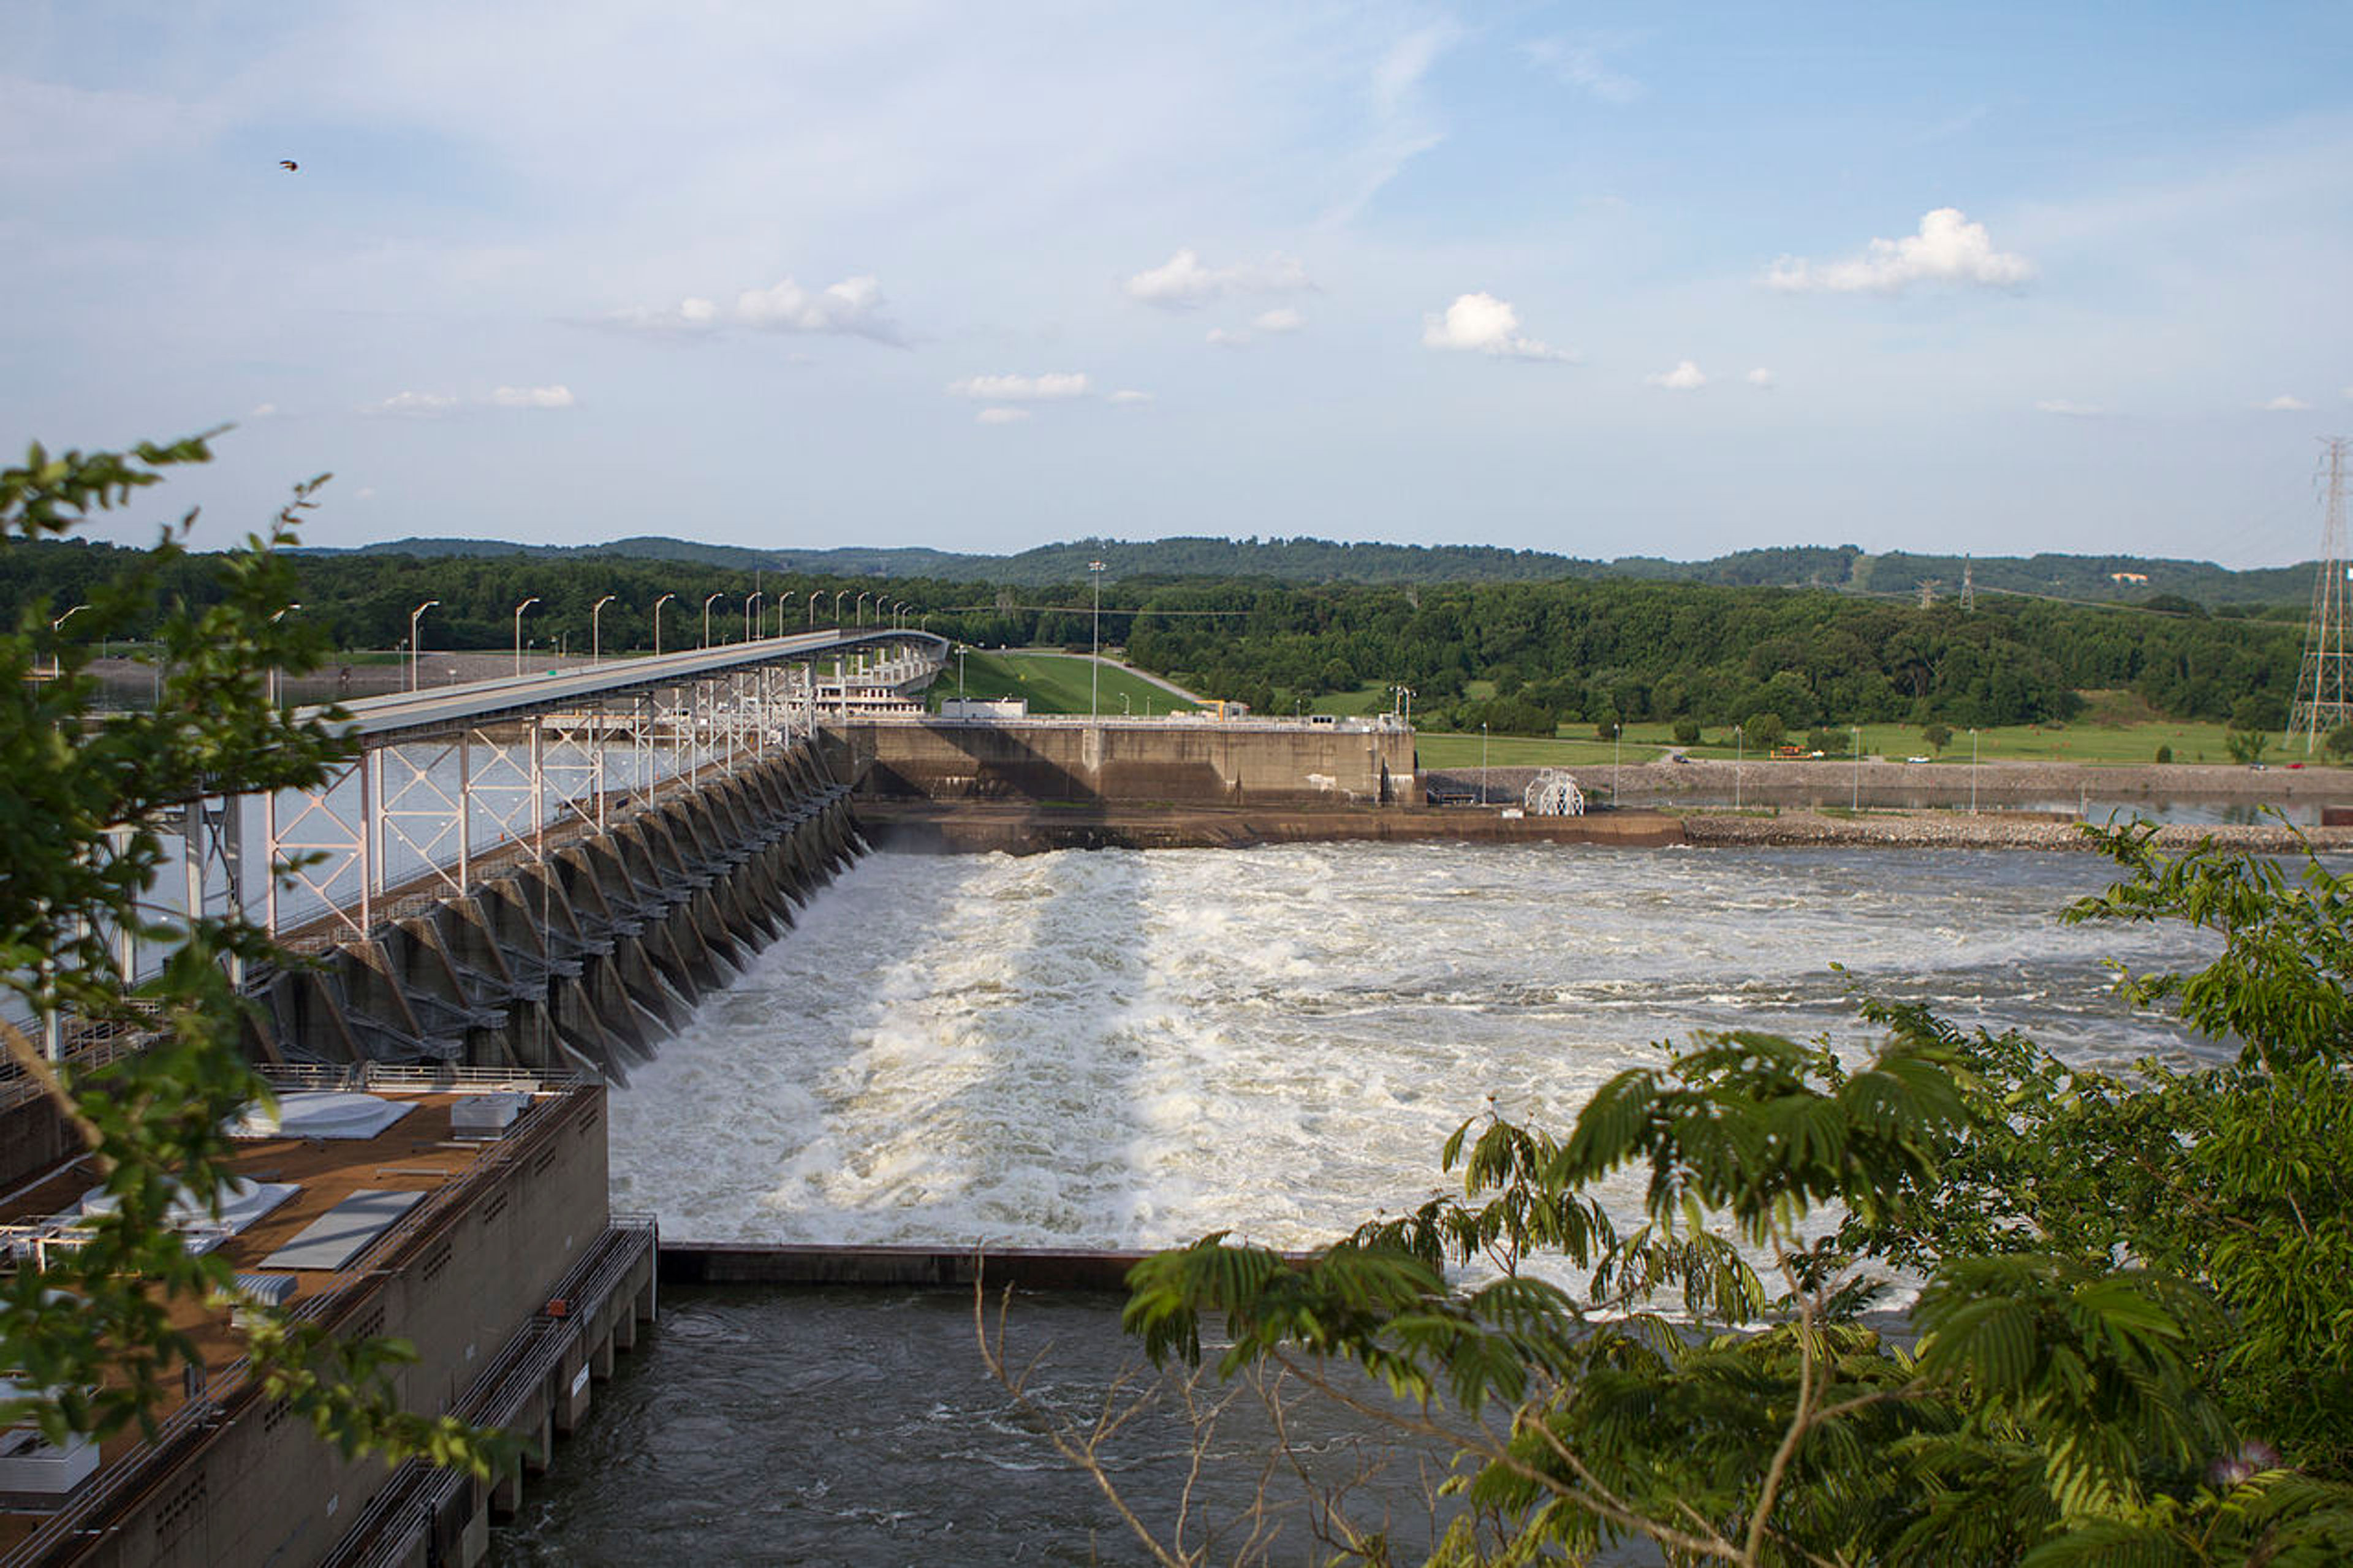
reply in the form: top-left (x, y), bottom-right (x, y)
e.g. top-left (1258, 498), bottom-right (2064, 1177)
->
top-left (1960, 557), bottom-right (1976, 612)
top-left (2287, 436), bottom-right (2353, 752)
top-left (1916, 578), bottom-right (1941, 609)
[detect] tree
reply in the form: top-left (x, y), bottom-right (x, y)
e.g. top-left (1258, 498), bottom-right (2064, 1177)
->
top-left (2225, 725), bottom-right (2267, 766)
top-left (0, 436), bottom-right (504, 1472)
top-left (1672, 718), bottom-right (1701, 747)
top-left (1110, 823), bottom-right (2353, 1564)
top-left (1922, 722), bottom-right (1952, 754)
top-left (2327, 725), bottom-right (2353, 763)
top-left (1743, 711), bottom-right (1786, 749)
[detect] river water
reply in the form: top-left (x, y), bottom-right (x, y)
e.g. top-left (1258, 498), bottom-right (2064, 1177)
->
top-left (494, 843), bottom-right (2226, 1565)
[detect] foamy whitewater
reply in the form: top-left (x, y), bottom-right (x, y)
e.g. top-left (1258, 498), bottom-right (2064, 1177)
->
top-left (608, 843), bottom-right (2219, 1251)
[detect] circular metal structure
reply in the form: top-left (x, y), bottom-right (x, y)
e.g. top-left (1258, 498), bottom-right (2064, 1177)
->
top-left (1523, 769), bottom-right (1585, 816)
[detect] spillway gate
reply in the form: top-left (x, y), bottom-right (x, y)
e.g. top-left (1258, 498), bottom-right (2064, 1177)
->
top-left (18, 627), bottom-right (948, 1086)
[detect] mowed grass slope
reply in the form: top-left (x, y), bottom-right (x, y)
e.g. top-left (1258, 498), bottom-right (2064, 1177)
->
top-left (928, 649), bottom-right (1200, 716)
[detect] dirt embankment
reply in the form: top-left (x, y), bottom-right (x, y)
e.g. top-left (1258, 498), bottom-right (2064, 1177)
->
top-left (1426, 756), bottom-right (2353, 811)
top-left (1676, 811), bottom-right (2353, 852)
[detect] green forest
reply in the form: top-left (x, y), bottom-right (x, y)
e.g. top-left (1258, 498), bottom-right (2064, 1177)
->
top-left (319, 531), bottom-right (2316, 604)
top-left (0, 537), bottom-right (2306, 733)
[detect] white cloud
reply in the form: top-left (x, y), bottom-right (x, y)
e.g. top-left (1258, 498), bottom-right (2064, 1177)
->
top-left (1645, 360), bottom-right (1708, 391)
top-left (1767, 208), bottom-right (2034, 294)
top-left (734, 275), bottom-right (901, 343)
top-left (2262, 394), bottom-right (2312, 411)
top-left (1744, 368), bottom-right (1775, 389)
top-left (1205, 327), bottom-right (1250, 348)
top-left (1107, 390), bottom-right (1153, 407)
top-left (1324, 21), bottom-right (1460, 224)
top-left (362, 390), bottom-right (461, 417)
top-left (1124, 248), bottom-right (1312, 308)
top-left (1422, 293), bottom-right (1572, 362)
top-left (489, 384), bottom-right (575, 409)
top-left (2035, 399), bottom-right (2106, 417)
top-left (947, 372), bottom-right (1090, 401)
top-left (1522, 36), bottom-right (1643, 104)
top-left (976, 406), bottom-right (1031, 425)
top-left (1252, 307), bottom-right (1304, 333)
top-left (362, 386), bottom-right (573, 416)
top-left (604, 296), bottom-right (723, 335)
top-left (607, 277), bottom-right (901, 342)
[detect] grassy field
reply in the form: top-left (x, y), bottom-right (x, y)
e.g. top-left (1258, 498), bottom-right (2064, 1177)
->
top-left (1408, 718), bottom-right (2335, 772)
top-left (929, 649), bottom-right (1199, 717)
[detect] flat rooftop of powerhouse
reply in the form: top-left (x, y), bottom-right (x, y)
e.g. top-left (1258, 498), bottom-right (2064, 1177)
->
top-left (0, 1066), bottom-right (595, 1557)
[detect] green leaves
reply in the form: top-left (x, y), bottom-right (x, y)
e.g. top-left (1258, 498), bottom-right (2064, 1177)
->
top-left (0, 434), bottom-right (504, 1478)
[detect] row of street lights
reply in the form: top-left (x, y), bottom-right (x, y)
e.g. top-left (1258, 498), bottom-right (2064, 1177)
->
top-left (406, 591), bottom-right (930, 691)
top-left (48, 591), bottom-right (933, 694)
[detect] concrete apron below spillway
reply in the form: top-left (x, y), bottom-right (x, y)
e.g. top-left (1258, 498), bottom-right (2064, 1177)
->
top-left (244, 742), bottom-right (863, 1083)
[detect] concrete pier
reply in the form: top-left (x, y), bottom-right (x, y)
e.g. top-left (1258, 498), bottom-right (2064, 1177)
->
top-left (247, 741), bottom-right (860, 1081)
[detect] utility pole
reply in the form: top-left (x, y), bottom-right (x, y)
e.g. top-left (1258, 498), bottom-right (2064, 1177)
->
top-left (1089, 561), bottom-right (1105, 719)
top-left (2288, 437), bottom-right (2353, 752)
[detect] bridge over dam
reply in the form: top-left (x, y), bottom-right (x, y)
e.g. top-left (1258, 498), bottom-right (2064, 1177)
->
top-left (4, 626), bottom-right (947, 1172)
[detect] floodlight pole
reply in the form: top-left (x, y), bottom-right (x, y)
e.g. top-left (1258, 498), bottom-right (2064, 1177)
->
top-left (593, 595), bottom-right (616, 664)
top-left (408, 600), bottom-right (438, 691)
top-left (1089, 561), bottom-right (1105, 719)
top-left (512, 597), bottom-right (540, 676)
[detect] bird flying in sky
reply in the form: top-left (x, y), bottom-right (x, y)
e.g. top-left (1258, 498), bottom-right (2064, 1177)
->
top-left (278, 159), bottom-right (297, 172)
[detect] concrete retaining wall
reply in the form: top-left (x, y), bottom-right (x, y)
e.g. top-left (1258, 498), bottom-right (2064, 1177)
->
top-left (821, 719), bottom-right (1417, 808)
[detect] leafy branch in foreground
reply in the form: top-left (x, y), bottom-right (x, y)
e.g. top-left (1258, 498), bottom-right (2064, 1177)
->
top-left (1107, 824), bottom-right (2353, 1565)
top-left (0, 434), bottom-right (508, 1474)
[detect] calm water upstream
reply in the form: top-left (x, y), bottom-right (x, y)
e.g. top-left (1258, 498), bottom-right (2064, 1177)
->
top-left (494, 843), bottom-right (2226, 1565)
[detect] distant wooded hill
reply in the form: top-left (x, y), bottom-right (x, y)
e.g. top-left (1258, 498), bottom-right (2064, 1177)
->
top-left (316, 534), bottom-right (2315, 606)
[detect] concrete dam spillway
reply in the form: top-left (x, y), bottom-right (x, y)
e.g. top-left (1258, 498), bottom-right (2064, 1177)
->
top-left (244, 743), bottom-right (863, 1087)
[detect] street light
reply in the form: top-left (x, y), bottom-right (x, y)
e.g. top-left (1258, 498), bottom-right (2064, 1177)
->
top-left (512, 597), bottom-right (540, 676)
top-left (702, 593), bottom-right (724, 649)
top-left (48, 603), bottom-right (88, 678)
top-left (745, 592), bottom-right (763, 643)
top-left (1481, 722), bottom-right (1489, 805)
top-left (653, 592), bottom-right (676, 656)
top-left (855, 593), bottom-right (869, 628)
top-left (1852, 725), bottom-right (1862, 811)
top-left (593, 595), bottom-right (616, 664)
top-left (408, 599), bottom-right (439, 691)
top-left (1734, 724), bottom-right (1744, 811)
top-left (1971, 727), bottom-right (1979, 816)
top-left (809, 591), bottom-right (822, 629)
top-left (1089, 561), bottom-right (1105, 719)
top-left (267, 603), bottom-right (301, 705)
top-left (833, 590), bottom-right (847, 627)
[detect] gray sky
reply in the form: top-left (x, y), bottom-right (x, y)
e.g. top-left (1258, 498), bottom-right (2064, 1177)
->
top-left (7, 1), bottom-right (2351, 565)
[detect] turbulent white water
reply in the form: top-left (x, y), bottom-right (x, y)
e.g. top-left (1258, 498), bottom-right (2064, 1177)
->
top-left (608, 843), bottom-right (2221, 1251)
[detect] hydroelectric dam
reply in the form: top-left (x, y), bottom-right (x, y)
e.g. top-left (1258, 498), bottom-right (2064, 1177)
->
top-left (0, 627), bottom-right (1479, 1568)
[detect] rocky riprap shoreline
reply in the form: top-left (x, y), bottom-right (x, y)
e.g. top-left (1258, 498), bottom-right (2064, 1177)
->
top-left (1673, 809), bottom-right (2353, 852)
top-left (1425, 756), bottom-right (2353, 812)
